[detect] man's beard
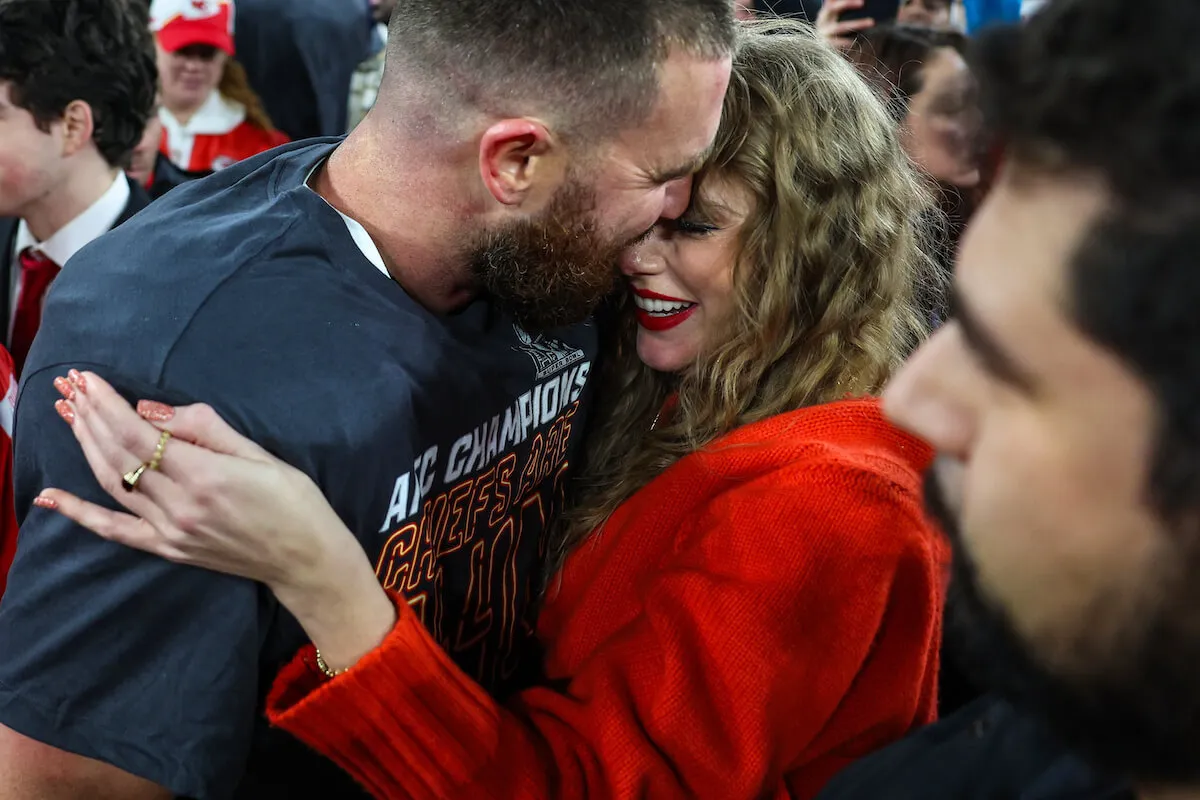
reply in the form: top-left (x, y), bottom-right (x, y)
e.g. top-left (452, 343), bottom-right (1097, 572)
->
top-left (468, 179), bottom-right (628, 332)
top-left (926, 467), bottom-right (1200, 785)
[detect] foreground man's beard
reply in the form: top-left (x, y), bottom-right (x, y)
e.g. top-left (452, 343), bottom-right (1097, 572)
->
top-left (469, 180), bottom-right (625, 332)
top-left (925, 467), bottom-right (1200, 785)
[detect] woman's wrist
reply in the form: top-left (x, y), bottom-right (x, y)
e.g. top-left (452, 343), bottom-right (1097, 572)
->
top-left (270, 547), bottom-right (398, 674)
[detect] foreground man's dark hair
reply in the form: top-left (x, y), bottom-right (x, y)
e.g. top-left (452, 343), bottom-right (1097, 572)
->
top-left (950, 0), bottom-right (1200, 783)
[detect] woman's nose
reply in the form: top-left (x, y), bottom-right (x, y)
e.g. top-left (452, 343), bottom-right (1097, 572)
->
top-left (619, 235), bottom-right (665, 278)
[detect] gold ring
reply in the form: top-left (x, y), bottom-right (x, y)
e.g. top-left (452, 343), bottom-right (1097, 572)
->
top-left (121, 464), bottom-right (148, 492)
top-left (148, 430), bottom-right (172, 472)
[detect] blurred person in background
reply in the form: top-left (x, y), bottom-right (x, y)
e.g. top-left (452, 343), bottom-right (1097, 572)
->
top-left (43, 21), bottom-right (947, 800)
top-left (815, 0), bottom-right (885, 48)
top-left (128, 109), bottom-right (210, 199)
top-left (151, 0), bottom-right (287, 175)
top-left (898, 0), bottom-right (953, 26)
top-left (236, 0), bottom-right (374, 139)
top-left (850, 25), bottom-right (982, 295)
top-left (348, 0), bottom-right (396, 130)
top-left (126, 108), bottom-right (163, 189)
top-left (817, 0), bottom-right (957, 49)
top-left (0, 0), bottom-right (156, 378)
top-left (129, 94), bottom-right (222, 198)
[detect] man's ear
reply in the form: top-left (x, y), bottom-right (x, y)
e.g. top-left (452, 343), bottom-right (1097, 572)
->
top-left (478, 118), bottom-right (566, 207)
top-left (60, 100), bottom-right (96, 158)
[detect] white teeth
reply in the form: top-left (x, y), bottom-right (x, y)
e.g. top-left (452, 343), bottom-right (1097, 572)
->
top-left (632, 294), bottom-right (695, 315)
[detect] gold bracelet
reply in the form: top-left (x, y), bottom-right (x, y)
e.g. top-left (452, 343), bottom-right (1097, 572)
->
top-left (314, 649), bottom-right (350, 679)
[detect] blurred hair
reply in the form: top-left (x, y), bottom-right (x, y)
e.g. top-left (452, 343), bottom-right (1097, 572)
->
top-left (549, 19), bottom-right (940, 577)
top-left (0, 0), bottom-right (157, 167)
top-left (848, 23), bottom-right (967, 121)
top-left (218, 59), bottom-right (276, 133)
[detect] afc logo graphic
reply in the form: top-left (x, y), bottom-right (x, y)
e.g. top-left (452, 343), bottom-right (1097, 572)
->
top-left (513, 324), bottom-right (585, 380)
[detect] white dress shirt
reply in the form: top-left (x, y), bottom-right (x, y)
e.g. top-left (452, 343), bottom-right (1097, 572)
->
top-left (305, 161), bottom-right (389, 278)
top-left (10, 171), bottom-right (130, 341)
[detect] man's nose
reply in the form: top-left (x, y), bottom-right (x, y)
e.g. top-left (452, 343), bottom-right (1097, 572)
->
top-left (882, 327), bottom-right (975, 459)
top-left (660, 175), bottom-right (694, 221)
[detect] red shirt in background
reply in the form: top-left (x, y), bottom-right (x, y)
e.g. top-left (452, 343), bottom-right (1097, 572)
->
top-left (159, 91), bottom-right (288, 174)
top-left (0, 347), bottom-right (19, 599)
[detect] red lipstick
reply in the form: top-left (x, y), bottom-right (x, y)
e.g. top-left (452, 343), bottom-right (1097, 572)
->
top-left (633, 288), bottom-right (692, 303)
top-left (631, 287), bottom-right (698, 332)
top-left (635, 305), bottom-right (697, 331)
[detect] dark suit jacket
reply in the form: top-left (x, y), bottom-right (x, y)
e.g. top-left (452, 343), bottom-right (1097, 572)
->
top-left (0, 174), bottom-right (151, 343)
top-left (234, 0), bottom-right (373, 139)
top-left (815, 694), bottom-right (1135, 800)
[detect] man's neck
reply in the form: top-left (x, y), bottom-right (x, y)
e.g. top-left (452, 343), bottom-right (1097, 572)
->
top-left (313, 118), bottom-right (480, 314)
top-left (21, 156), bottom-right (120, 243)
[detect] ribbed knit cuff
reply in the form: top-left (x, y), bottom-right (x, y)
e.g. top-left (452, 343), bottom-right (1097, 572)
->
top-left (266, 591), bottom-right (503, 799)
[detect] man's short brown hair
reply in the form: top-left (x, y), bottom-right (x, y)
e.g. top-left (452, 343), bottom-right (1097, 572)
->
top-left (385, 0), bottom-right (737, 142)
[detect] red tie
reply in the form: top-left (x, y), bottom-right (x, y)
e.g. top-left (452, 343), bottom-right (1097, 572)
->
top-left (11, 248), bottom-right (60, 377)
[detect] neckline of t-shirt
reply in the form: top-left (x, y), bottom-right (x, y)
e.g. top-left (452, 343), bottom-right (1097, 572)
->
top-left (303, 159), bottom-right (389, 279)
top-left (284, 141), bottom-right (498, 334)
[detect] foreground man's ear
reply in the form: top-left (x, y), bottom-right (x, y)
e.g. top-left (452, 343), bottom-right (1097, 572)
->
top-left (478, 118), bottom-right (566, 207)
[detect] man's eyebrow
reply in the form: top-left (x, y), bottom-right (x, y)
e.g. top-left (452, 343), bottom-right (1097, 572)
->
top-left (649, 145), bottom-right (713, 184)
top-left (950, 286), bottom-right (1038, 392)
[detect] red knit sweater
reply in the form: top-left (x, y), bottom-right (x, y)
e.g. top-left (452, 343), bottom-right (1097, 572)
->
top-left (267, 398), bottom-right (948, 799)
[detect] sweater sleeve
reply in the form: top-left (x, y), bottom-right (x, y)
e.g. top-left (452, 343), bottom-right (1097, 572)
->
top-left (266, 461), bottom-right (946, 800)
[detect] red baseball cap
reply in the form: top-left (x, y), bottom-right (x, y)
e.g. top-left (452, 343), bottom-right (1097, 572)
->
top-left (150, 0), bottom-right (236, 56)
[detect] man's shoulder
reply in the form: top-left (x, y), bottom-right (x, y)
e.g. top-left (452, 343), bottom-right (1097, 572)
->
top-left (30, 140), bottom-right (356, 384)
top-left (72, 139), bottom-right (341, 286)
top-left (102, 139), bottom-right (335, 258)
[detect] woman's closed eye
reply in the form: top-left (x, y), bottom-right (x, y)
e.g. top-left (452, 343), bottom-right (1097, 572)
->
top-left (672, 218), bottom-right (719, 237)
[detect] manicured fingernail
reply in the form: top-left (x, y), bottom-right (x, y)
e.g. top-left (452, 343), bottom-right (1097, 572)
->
top-left (137, 400), bottom-right (175, 422)
top-left (68, 369), bottom-right (87, 394)
top-left (53, 377), bottom-right (75, 401)
top-left (33, 495), bottom-right (58, 510)
top-left (55, 399), bottom-right (75, 425)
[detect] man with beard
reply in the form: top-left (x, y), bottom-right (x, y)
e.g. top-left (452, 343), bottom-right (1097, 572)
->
top-left (816, 0), bottom-right (1200, 798)
top-left (0, 1), bottom-right (733, 798)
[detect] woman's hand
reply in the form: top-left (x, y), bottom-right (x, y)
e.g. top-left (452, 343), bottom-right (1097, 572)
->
top-left (41, 371), bottom-right (396, 672)
top-left (816, 0), bottom-right (876, 49)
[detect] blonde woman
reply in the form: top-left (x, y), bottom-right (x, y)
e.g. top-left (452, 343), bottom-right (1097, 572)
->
top-left (41, 21), bottom-right (947, 800)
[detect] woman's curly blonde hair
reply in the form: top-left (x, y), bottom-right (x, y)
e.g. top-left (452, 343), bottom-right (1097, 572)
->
top-left (546, 19), bottom-right (940, 579)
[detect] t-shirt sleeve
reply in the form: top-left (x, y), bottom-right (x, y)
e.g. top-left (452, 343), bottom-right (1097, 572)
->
top-left (0, 363), bottom-right (268, 799)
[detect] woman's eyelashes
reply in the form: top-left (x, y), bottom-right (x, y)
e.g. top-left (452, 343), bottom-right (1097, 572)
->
top-left (672, 218), bottom-right (719, 237)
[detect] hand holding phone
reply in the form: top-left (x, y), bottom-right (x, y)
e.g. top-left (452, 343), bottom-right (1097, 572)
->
top-left (816, 0), bottom-right (900, 48)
